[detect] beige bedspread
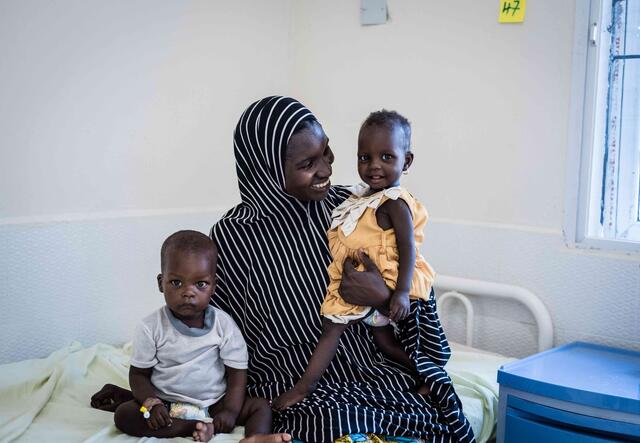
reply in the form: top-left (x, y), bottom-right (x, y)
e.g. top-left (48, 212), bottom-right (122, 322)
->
top-left (0, 342), bottom-right (513, 443)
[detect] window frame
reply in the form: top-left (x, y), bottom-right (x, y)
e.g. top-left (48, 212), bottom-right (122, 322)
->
top-left (564, 0), bottom-right (640, 254)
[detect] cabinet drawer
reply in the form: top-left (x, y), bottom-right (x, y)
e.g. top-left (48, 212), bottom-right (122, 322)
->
top-left (505, 409), bottom-right (627, 443)
top-left (506, 396), bottom-right (640, 440)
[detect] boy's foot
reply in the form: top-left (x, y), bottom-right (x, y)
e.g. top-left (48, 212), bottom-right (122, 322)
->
top-left (240, 433), bottom-right (293, 443)
top-left (90, 383), bottom-right (134, 411)
top-left (271, 383), bottom-right (311, 411)
top-left (192, 421), bottom-right (214, 442)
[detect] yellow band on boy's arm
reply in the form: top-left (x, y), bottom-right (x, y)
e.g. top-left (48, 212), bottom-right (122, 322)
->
top-left (140, 397), bottom-right (163, 419)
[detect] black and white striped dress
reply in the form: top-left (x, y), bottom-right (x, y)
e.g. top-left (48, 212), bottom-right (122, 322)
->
top-left (211, 96), bottom-right (474, 443)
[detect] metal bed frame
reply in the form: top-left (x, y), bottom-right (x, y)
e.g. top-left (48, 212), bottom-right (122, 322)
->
top-left (434, 275), bottom-right (554, 353)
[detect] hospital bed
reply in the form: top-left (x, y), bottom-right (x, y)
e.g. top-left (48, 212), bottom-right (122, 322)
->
top-left (0, 275), bottom-right (553, 443)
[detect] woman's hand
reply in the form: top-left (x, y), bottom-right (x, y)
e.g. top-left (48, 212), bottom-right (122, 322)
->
top-left (212, 408), bottom-right (238, 433)
top-left (339, 250), bottom-right (391, 312)
top-left (90, 384), bottom-right (134, 411)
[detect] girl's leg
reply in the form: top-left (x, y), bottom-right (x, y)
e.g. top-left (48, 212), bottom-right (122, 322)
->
top-left (371, 326), bottom-right (431, 396)
top-left (235, 398), bottom-right (292, 443)
top-left (272, 318), bottom-right (349, 410)
top-left (371, 325), bottom-right (414, 370)
top-left (114, 400), bottom-right (211, 440)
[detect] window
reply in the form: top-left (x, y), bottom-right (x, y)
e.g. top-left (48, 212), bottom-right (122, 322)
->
top-left (566, 0), bottom-right (640, 252)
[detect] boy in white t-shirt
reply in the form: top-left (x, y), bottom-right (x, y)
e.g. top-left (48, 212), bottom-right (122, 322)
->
top-left (113, 230), bottom-right (291, 443)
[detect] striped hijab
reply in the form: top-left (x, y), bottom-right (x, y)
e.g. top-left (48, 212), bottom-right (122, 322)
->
top-left (211, 97), bottom-right (474, 443)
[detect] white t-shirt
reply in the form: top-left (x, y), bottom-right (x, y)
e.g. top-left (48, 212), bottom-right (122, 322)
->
top-left (130, 305), bottom-right (248, 408)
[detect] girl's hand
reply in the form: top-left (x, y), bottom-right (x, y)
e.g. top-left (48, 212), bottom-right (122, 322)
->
top-left (389, 291), bottom-right (410, 322)
top-left (212, 409), bottom-right (238, 433)
top-left (147, 401), bottom-right (172, 430)
top-left (340, 250), bottom-right (391, 311)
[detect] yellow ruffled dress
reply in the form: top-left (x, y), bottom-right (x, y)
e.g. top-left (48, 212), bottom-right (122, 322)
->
top-left (320, 185), bottom-right (435, 323)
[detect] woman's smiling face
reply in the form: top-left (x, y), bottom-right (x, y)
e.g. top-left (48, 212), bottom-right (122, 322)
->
top-left (284, 121), bottom-right (334, 201)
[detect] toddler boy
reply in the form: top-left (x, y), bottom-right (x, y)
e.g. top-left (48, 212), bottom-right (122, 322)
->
top-left (113, 230), bottom-right (291, 443)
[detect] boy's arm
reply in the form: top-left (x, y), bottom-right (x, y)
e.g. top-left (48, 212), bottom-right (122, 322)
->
top-left (379, 198), bottom-right (415, 322)
top-left (129, 365), bottom-right (156, 404)
top-left (212, 366), bottom-right (246, 433)
top-left (129, 365), bottom-right (172, 429)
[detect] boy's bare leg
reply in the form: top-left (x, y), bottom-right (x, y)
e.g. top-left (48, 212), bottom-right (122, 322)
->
top-left (272, 318), bottom-right (349, 410)
top-left (114, 400), bottom-right (213, 441)
top-left (371, 326), bottom-right (431, 396)
top-left (232, 397), bottom-right (292, 443)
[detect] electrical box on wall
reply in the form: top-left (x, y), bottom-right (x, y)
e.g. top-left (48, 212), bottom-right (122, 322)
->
top-left (361, 0), bottom-right (388, 26)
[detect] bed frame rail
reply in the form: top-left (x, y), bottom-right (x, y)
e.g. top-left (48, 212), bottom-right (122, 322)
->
top-left (434, 275), bottom-right (554, 352)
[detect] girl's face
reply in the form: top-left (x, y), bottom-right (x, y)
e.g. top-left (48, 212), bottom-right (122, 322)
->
top-left (284, 123), bottom-right (334, 201)
top-left (357, 125), bottom-right (413, 191)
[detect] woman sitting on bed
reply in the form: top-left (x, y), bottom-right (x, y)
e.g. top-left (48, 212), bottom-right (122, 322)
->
top-left (92, 96), bottom-right (474, 443)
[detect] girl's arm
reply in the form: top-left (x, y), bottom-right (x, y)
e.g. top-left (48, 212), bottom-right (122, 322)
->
top-left (212, 366), bottom-right (246, 433)
top-left (377, 198), bottom-right (415, 322)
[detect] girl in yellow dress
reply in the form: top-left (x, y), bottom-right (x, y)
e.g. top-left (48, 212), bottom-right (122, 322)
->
top-left (273, 110), bottom-right (435, 410)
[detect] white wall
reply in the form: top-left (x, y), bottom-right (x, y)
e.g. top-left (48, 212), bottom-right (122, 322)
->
top-left (0, 0), bottom-right (293, 220)
top-left (0, 0), bottom-right (295, 363)
top-left (1, 0), bottom-right (638, 364)
top-left (288, 0), bottom-right (639, 356)
top-left (290, 0), bottom-right (571, 228)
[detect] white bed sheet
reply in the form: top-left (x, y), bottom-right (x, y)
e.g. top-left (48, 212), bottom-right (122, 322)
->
top-left (447, 342), bottom-right (515, 442)
top-left (0, 342), bottom-right (513, 443)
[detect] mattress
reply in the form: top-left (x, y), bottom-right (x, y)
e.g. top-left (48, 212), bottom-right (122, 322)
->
top-left (0, 341), bottom-right (513, 443)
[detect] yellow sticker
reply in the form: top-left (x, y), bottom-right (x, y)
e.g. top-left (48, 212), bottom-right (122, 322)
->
top-left (499, 0), bottom-right (526, 23)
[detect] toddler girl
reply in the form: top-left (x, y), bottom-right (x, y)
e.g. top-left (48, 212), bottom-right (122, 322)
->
top-left (273, 110), bottom-right (435, 410)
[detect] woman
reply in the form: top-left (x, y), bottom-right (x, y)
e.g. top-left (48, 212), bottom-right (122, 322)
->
top-left (92, 96), bottom-right (474, 443)
top-left (210, 97), bottom-right (473, 443)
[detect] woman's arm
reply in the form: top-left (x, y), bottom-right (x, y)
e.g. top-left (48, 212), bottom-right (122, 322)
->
top-left (378, 198), bottom-right (415, 322)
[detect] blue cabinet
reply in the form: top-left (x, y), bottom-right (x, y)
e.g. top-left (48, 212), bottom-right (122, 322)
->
top-left (497, 342), bottom-right (640, 442)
